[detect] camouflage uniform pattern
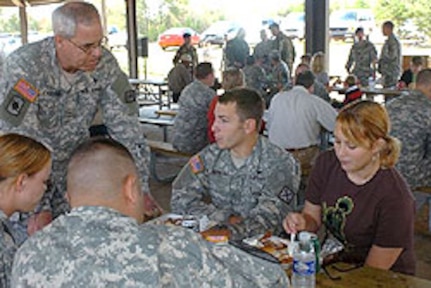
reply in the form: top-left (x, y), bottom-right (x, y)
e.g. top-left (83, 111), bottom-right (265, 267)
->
top-left (172, 80), bottom-right (215, 154)
top-left (173, 44), bottom-right (198, 70)
top-left (272, 32), bottom-right (295, 74)
top-left (253, 39), bottom-right (273, 73)
top-left (378, 34), bottom-right (401, 88)
top-left (242, 64), bottom-right (267, 95)
top-left (266, 60), bottom-right (291, 107)
top-left (167, 63), bottom-right (193, 95)
top-left (171, 136), bottom-right (300, 240)
top-left (0, 210), bottom-right (17, 287)
top-left (224, 38), bottom-right (250, 68)
top-left (312, 80), bottom-right (330, 103)
top-left (0, 38), bottom-right (151, 218)
top-left (12, 206), bottom-right (289, 287)
top-left (345, 40), bottom-right (378, 87)
top-left (386, 90), bottom-right (431, 189)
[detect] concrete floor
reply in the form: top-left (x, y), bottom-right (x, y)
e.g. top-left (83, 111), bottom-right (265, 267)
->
top-left (142, 105), bottom-right (431, 281)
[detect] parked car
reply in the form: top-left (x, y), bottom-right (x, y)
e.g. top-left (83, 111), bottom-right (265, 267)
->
top-left (330, 9), bottom-right (375, 41)
top-left (199, 21), bottom-right (241, 47)
top-left (281, 12), bottom-right (305, 40)
top-left (158, 27), bottom-right (200, 50)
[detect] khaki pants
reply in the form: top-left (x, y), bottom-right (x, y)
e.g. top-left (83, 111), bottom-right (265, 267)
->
top-left (286, 146), bottom-right (320, 208)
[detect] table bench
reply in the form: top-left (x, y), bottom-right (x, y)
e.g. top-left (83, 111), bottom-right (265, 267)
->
top-left (147, 139), bottom-right (192, 183)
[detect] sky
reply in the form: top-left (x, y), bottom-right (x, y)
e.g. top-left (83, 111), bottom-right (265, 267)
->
top-left (188, 0), bottom-right (303, 22)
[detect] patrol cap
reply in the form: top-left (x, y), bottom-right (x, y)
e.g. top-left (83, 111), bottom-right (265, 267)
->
top-left (269, 22), bottom-right (279, 29)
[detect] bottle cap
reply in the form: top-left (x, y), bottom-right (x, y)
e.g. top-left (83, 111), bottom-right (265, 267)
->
top-left (299, 231), bottom-right (312, 242)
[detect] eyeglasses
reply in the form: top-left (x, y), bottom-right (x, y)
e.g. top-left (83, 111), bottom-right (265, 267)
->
top-left (67, 36), bottom-right (108, 54)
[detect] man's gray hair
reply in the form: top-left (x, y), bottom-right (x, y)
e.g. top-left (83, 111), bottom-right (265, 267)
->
top-left (52, 2), bottom-right (100, 38)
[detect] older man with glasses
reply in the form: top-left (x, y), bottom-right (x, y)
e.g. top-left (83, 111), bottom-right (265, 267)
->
top-left (0, 1), bottom-right (160, 244)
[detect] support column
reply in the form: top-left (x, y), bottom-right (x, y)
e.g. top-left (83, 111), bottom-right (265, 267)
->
top-left (125, 0), bottom-right (138, 78)
top-left (305, 0), bottom-right (329, 66)
top-left (19, 5), bottom-right (28, 45)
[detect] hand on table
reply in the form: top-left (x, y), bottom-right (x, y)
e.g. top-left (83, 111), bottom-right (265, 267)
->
top-left (27, 211), bottom-right (53, 236)
top-left (228, 215), bottom-right (243, 225)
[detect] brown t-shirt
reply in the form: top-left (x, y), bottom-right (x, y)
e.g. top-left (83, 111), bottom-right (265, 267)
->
top-left (307, 150), bottom-right (416, 275)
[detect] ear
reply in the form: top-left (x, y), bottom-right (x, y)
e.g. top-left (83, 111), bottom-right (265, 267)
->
top-left (14, 173), bottom-right (28, 194)
top-left (122, 174), bottom-right (140, 205)
top-left (54, 35), bottom-right (65, 47)
top-left (243, 118), bottom-right (257, 134)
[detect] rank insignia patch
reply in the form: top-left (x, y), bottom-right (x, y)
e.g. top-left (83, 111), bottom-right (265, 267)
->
top-left (6, 96), bottom-right (25, 116)
top-left (190, 155), bottom-right (204, 174)
top-left (14, 78), bottom-right (39, 103)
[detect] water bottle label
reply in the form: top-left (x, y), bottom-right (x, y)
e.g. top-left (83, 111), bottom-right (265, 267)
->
top-left (293, 259), bottom-right (316, 276)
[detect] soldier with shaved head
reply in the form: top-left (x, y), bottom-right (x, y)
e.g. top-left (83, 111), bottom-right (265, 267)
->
top-left (12, 137), bottom-right (289, 287)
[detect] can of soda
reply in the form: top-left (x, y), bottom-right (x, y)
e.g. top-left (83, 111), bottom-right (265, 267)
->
top-left (181, 216), bottom-right (200, 232)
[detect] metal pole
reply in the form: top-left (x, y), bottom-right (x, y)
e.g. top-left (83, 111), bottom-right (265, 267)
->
top-left (125, 0), bottom-right (138, 78)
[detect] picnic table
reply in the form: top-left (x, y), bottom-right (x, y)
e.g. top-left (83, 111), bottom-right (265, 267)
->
top-left (129, 78), bottom-right (171, 109)
top-left (332, 86), bottom-right (408, 102)
top-left (316, 264), bottom-right (431, 287)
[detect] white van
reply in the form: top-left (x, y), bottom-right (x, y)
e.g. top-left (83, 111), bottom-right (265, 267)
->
top-left (329, 9), bottom-right (375, 41)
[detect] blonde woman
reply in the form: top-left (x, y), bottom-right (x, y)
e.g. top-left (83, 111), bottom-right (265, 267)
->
top-left (0, 133), bottom-right (51, 286)
top-left (284, 100), bottom-right (415, 275)
top-left (311, 51), bottom-right (329, 87)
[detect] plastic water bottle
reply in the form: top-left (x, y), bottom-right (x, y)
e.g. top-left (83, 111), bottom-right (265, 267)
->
top-left (291, 232), bottom-right (316, 288)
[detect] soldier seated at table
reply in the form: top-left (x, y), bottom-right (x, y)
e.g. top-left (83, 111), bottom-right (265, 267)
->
top-left (171, 88), bottom-right (300, 240)
top-left (386, 69), bottom-right (431, 190)
top-left (172, 62), bottom-right (216, 155)
top-left (12, 137), bottom-right (289, 287)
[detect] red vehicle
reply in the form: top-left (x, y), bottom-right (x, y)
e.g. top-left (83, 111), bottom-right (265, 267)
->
top-left (158, 27), bottom-right (200, 50)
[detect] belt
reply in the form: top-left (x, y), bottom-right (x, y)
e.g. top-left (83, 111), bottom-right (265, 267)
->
top-left (286, 145), bottom-right (318, 153)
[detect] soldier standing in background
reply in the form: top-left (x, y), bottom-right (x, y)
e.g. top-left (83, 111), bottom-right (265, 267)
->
top-left (345, 27), bottom-right (378, 87)
top-left (171, 88), bottom-right (300, 241)
top-left (224, 28), bottom-right (250, 69)
top-left (167, 54), bottom-right (193, 103)
top-left (378, 21), bottom-right (401, 88)
top-left (0, 1), bottom-right (160, 242)
top-left (269, 22), bottom-right (296, 76)
top-left (173, 32), bottom-right (199, 73)
top-left (253, 29), bottom-right (273, 74)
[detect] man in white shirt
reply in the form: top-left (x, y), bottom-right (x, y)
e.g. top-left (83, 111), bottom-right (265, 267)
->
top-left (267, 70), bottom-right (337, 204)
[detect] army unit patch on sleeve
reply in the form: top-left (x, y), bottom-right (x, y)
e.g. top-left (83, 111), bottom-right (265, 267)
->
top-left (124, 89), bottom-right (136, 103)
top-left (278, 186), bottom-right (295, 205)
top-left (190, 155), bottom-right (204, 174)
top-left (0, 87), bottom-right (31, 127)
top-left (14, 78), bottom-right (39, 103)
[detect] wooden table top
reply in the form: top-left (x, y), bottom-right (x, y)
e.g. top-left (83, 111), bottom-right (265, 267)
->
top-left (315, 264), bottom-right (431, 288)
top-left (155, 109), bottom-right (178, 117)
